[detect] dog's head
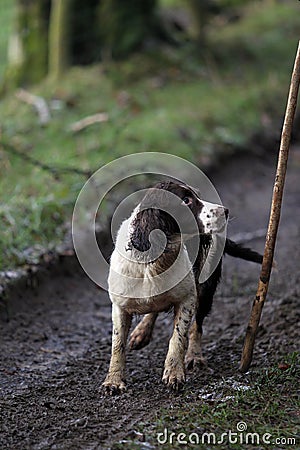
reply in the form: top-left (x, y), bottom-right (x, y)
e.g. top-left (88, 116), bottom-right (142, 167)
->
top-left (129, 180), bottom-right (228, 253)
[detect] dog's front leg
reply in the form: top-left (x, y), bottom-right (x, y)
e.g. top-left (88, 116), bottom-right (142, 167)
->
top-left (103, 303), bottom-right (132, 393)
top-left (162, 299), bottom-right (194, 390)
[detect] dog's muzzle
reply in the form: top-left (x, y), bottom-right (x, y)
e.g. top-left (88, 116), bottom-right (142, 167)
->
top-left (199, 201), bottom-right (228, 234)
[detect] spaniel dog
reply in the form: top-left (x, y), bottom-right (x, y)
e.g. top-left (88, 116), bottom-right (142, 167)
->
top-left (103, 181), bottom-right (262, 392)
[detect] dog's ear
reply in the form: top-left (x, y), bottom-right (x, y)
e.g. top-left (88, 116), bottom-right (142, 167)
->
top-left (141, 187), bottom-right (170, 209)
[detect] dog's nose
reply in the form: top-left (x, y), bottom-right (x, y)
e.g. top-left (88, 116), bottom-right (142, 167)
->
top-left (216, 206), bottom-right (228, 219)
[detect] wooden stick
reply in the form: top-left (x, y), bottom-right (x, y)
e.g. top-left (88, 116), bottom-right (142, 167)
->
top-left (69, 113), bottom-right (109, 133)
top-left (16, 89), bottom-right (51, 125)
top-left (240, 40), bottom-right (300, 373)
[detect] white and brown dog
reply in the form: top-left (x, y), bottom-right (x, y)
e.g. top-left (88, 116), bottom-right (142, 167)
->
top-left (103, 180), bottom-right (262, 393)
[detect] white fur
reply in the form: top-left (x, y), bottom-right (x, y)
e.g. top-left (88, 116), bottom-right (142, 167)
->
top-left (108, 208), bottom-right (197, 312)
top-left (199, 200), bottom-right (227, 234)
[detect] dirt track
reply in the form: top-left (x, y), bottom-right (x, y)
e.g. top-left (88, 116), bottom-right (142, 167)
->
top-left (1, 147), bottom-right (300, 449)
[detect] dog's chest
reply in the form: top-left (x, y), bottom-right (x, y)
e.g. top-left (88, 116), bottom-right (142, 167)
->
top-left (108, 245), bottom-right (197, 314)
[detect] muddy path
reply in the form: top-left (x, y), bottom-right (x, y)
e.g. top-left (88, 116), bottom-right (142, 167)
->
top-left (1, 147), bottom-right (300, 449)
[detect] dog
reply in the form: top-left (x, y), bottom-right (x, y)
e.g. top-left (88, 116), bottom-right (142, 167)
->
top-left (102, 180), bottom-right (262, 392)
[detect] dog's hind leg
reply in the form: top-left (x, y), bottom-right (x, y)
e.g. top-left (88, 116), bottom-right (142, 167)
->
top-left (103, 304), bottom-right (132, 393)
top-left (129, 312), bottom-right (158, 350)
top-left (185, 320), bottom-right (206, 369)
top-left (186, 260), bottom-right (222, 369)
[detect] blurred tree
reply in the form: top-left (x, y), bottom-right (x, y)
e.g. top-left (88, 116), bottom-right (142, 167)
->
top-left (187, 0), bottom-right (251, 47)
top-left (98, 0), bottom-right (159, 59)
top-left (71, 0), bottom-right (100, 65)
top-left (48, 0), bottom-right (72, 79)
top-left (188, 0), bottom-right (220, 46)
top-left (5, 0), bottom-right (173, 87)
top-left (7, 0), bottom-right (50, 86)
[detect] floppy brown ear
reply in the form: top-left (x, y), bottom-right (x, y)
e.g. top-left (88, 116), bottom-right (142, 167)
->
top-left (141, 187), bottom-right (170, 209)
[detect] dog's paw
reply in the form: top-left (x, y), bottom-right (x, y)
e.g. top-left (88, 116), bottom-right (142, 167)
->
top-left (129, 327), bottom-right (152, 350)
top-left (162, 365), bottom-right (185, 391)
top-left (102, 376), bottom-right (126, 395)
top-left (185, 352), bottom-right (206, 370)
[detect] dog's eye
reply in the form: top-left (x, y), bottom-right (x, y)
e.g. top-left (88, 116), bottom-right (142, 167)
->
top-left (182, 196), bottom-right (192, 205)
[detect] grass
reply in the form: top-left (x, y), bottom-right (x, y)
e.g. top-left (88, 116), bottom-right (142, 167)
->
top-left (0, 0), bottom-right (299, 271)
top-left (112, 352), bottom-right (299, 449)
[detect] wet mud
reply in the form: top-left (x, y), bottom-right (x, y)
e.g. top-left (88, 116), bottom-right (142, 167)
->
top-left (1, 147), bottom-right (299, 449)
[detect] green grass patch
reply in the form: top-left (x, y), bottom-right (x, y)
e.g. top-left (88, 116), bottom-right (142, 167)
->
top-left (0, 0), bottom-right (299, 271)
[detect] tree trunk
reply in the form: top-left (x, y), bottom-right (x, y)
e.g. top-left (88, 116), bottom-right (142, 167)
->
top-left (5, 0), bottom-right (163, 89)
top-left (98, 0), bottom-right (158, 59)
top-left (48, 0), bottom-right (72, 80)
top-left (6, 0), bottom-right (50, 87)
top-left (187, 0), bottom-right (219, 47)
top-left (71, 0), bottom-right (100, 65)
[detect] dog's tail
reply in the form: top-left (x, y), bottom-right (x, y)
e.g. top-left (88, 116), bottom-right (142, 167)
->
top-left (225, 238), bottom-right (263, 264)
